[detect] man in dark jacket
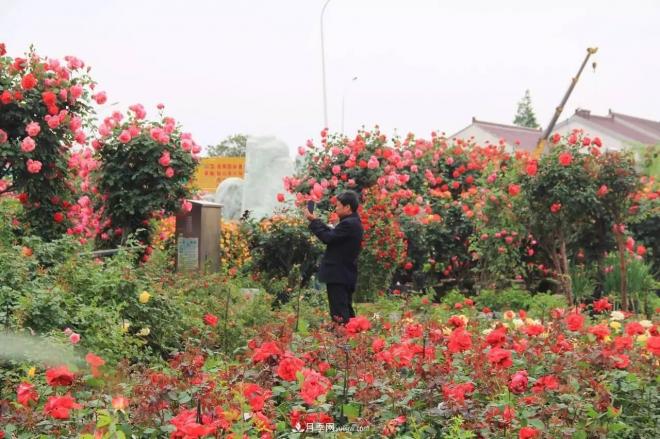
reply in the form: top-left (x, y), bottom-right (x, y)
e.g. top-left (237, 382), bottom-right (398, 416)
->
top-left (304, 190), bottom-right (363, 325)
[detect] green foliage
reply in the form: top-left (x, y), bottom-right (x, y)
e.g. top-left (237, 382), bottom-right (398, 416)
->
top-left (0, 46), bottom-right (97, 240)
top-left (246, 214), bottom-right (323, 292)
top-left (570, 263), bottom-right (596, 303)
top-left (527, 293), bottom-right (568, 318)
top-left (206, 133), bottom-right (247, 157)
top-left (441, 289), bottom-right (467, 307)
top-left (602, 252), bottom-right (658, 315)
top-left (96, 112), bottom-right (197, 248)
top-left (476, 287), bottom-right (530, 311)
top-left (513, 89), bottom-right (540, 129)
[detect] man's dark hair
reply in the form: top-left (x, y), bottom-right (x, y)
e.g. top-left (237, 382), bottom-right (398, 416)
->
top-left (337, 190), bottom-right (360, 212)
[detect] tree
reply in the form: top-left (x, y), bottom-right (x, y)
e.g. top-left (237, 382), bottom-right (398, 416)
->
top-left (206, 134), bottom-right (247, 157)
top-left (513, 90), bottom-right (540, 129)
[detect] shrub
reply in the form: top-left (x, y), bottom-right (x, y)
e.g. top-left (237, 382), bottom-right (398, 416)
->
top-left (0, 45), bottom-right (98, 240)
top-left (247, 213), bottom-right (323, 291)
top-left (476, 287), bottom-right (530, 311)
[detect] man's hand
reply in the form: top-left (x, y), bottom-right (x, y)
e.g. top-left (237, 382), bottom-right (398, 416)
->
top-left (303, 206), bottom-right (316, 221)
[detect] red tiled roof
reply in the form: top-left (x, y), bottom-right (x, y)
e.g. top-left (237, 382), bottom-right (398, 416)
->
top-left (472, 119), bottom-right (542, 152)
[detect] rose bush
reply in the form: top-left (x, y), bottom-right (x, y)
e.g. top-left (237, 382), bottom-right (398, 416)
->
top-left (0, 45), bottom-right (99, 240)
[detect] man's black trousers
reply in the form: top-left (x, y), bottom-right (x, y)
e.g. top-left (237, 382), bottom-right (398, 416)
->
top-left (326, 283), bottom-right (356, 324)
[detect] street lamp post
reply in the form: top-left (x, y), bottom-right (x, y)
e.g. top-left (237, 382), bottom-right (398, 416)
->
top-left (320, 0), bottom-right (331, 129)
top-left (341, 76), bottom-right (358, 133)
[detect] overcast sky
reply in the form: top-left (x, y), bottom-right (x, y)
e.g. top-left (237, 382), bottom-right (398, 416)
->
top-left (3, 0), bottom-right (659, 155)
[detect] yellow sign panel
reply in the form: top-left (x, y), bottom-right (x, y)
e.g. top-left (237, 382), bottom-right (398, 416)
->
top-left (193, 157), bottom-right (245, 192)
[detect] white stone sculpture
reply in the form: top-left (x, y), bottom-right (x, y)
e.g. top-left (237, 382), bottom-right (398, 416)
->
top-left (215, 177), bottom-right (244, 220)
top-left (242, 136), bottom-right (293, 219)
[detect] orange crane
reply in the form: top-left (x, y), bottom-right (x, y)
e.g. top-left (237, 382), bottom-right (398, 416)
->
top-left (533, 47), bottom-right (598, 158)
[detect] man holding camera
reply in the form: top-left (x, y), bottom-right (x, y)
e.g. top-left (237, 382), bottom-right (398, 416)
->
top-left (304, 190), bottom-right (363, 325)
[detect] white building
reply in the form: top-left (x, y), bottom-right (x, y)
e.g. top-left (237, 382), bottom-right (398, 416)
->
top-left (554, 109), bottom-right (660, 152)
top-left (452, 110), bottom-right (660, 154)
top-left (451, 118), bottom-right (542, 153)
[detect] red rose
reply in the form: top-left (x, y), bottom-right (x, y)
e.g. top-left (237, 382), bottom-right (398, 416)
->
top-left (447, 328), bottom-right (472, 353)
top-left (299, 367), bottom-right (331, 404)
top-left (550, 133), bottom-right (561, 144)
top-left (625, 321), bottom-right (645, 336)
top-left (345, 315), bottom-right (371, 336)
top-left (509, 370), bottom-right (528, 394)
top-left (593, 297), bottom-right (612, 313)
top-left (203, 313), bottom-right (218, 327)
top-left (0, 43), bottom-right (6, 56)
top-left (519, 426), bottom-right (540, 438)
top-left (372, 338), bottom-right (386, 352)
top-left (558, 151), bottom-right (573, 166)
top-left (525, 161), bottom-right (538, 176)
top-left (45, 365), bottom-right (75, 387)
top-left (597, 185), bottom-right (609, 197)
top-left (593, 136), bottom-right (602, 147)
top-left (277, 356), bottom-right (305, 381)
top-left (21, 73), bottom-right (37, 90)
top-left (242, 383), bottom-right (271, 412)
top-left (17, 382), bottom-right (38, 406)
top-left (404, 261), bottom-right (413, 270)
top-left (487, 347), bottom-right (513, 368)
top-left (647, 336), bottom-right (660, 356)
top-left (550, 202), bottom-right (561, 213)
top-left (565, 313), bottom-right (584, 331)
top-left (252, 341), bottom-right (283, 363)
top-left (53, 212), bottom-right (65, 223)
top-left (41, 91), bottom-right (57, 106)
top-left (44, 395), bottom-right (81, 419)
top-left (508, 184), bottom-right (521, 196)
top-left (612, 354), bottom-right (629, 369)
top-left (1, 90), bottom-right (13, 104)
top-left (532, 374), bottom-right (559, 393)
top-left (588, 323), bottom-right (610, 341)
top-left (276, 193), bottom-right (285, 202)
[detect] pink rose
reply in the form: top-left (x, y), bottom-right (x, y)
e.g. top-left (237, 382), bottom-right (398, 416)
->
top-left (0, 179), bottom-right (8, 192)
top-left (181, 200), bottom-right (192, 212)
top-left (192, 144), bottom-right (201, 154)
top-left (26, 159), bottom-right (42, 174)
top-left (0, 129), bottom-right (8, 144)
top-left (118, 130), bottom-right (131, 144)
top-left (21, 137), bottom-right (36, 153)
top-left (69, 116), bottom-right (82, 132)
top-left (70, 84), bottom-right (83, 101)
top-left (46, 115), bottom-right (60, 129)
top-left (158, 151), bottom-right (171, 167)
top-left (165, 167), bottom-right (174, 178)
top-left (92, 91), bottom-right (107, 105)
top-left (181, 138), bottom-right (193, 152)
top-left (69, 333), bottom-right (80, 344)
top-left (26, 122), bottom-right (41, 137)
top-left (74, 130), bottom-right (86, 144)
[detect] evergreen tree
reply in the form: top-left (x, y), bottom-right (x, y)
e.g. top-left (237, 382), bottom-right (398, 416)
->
top-left (513, 90), bottom-right (540, 129)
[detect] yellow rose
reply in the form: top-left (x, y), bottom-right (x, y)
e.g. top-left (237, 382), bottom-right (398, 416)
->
top-left (609, 321), bottom-right (622, 330)
top-left (637, 334), bottom-right (648, 343)
top-left (138, 327), bottom-right (151, 336)
top-left (27, 366), bottom-right (36, 378)
top-left (139, 291), bottom-right (151, 304)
